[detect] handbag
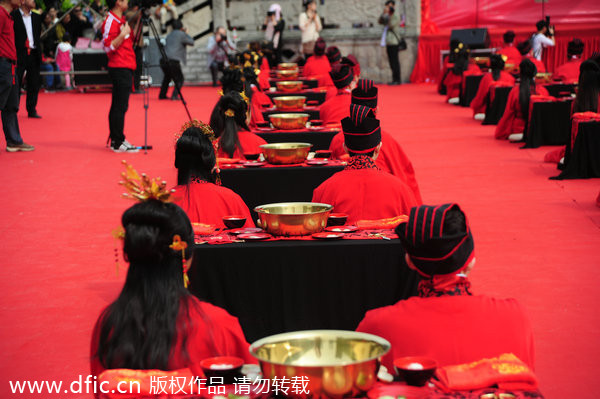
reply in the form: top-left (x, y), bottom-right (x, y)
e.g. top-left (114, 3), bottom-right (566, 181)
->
top-left (389, 28), bottom-right (407, 51)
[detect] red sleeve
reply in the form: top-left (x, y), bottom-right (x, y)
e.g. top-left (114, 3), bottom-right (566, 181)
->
top-left (328, 132), bottom-right (346, 159)
top-left (229, 191), bottom-right (255, 227)
top-left (470, 74), bottom-right (492, 115)
top-left (101, 17), bottom-right (117, 53)
top-left (495, 86), bottom-right (519, 140)
top-left (536, 85), bottom-right (549, 96)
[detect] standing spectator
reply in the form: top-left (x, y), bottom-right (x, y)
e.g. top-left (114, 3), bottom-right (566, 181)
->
top-left (531, 19), bottom-right (554, 61)
top-left (55, 32), bottom-right (72, 88)
top-left (299, 0), bottom-right (321, 59)
top-left (68, 5), bottom-right (93, 44)
top-left (159, 19), bottom-right (193, 100)
top-left (264, 3), bottom-right (284, 65)
top-left (12, 0), bottom-right (42, 118)
top-left (40, 11), bottom-right (59, 90)
top-left (207, 26), bottom-right (234, 87)
top-left (101, 0), bottom-right (138, 152)
top-left (379, 0), bottom-right (401, 85)
top-left (0, 0), bottom-right (34, 152)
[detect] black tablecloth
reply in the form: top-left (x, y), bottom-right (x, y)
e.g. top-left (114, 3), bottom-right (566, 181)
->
top-left (460, 75), bottom-right (484, 107)
top-left (267, 90), bottom-right (326, 105)
top-left (544, 83), bottom-right (576, 98)
top-left (270, 79), bottom-right (318, 89)
top-left (220, 165), bottom-right (344, 220)
top-left (552, 121), bottom-right (600, 179)
top-left (255, 130), bottom-right (338, 151)
top-left (522, 100), bottom-right (572, 148)
top-left (262, 108), bottom-right (320, 121)
top-left (482, 86), bottom-right (512, 125)
top-left (189, 239), bottom-right (420, 342)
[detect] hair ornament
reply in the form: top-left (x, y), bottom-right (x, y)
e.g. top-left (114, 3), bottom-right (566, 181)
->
top-left (176, 119), bottom-right (216, 142)
top-left (119, 161), bottom-right (174, 203)
top-left (169, 234), bottom-right (190, 288)
top-left (224, 109), bottom-right (235, 117)
top-left (239, 91), bottom-right (250, 104)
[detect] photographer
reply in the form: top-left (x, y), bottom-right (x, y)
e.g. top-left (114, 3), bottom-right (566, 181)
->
top-left (264, 3), bottom-right (284, 65)
top-left (532, 18), bottom-right (555, 61)
top-left (159, 19), bottom-right (193, 100)
top-left (379, 0), bottom-right (402, 85)
top-left (299, 0), bottom-right (321, 59)
top-left (207, 26), bottom-right (235, 87)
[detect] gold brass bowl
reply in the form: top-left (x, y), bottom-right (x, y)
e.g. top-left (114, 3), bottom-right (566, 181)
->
top-left (260, 142), bottom-right (312, 164)
top-left (535, 72), bottom-right (552, 83)
top-left (269, 113), bottom-right (310, 130)
top-left (276, 80), bottom-right (304, 92)
top-left (278, 62), bottom-right (298, 71)
top-left (254, 202), bottom-right (332, 236)
top-left (273, 96), bottom-right (307, 110)
top-left (276, 69), bottom-right (300, 79)
top-left (250, 330), bottom-right (391, 397)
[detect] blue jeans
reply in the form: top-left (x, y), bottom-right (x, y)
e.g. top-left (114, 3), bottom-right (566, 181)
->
top-left (0, 59), bottom-right (23, 146)
top-left (40, 62), bottom-right (57, 88)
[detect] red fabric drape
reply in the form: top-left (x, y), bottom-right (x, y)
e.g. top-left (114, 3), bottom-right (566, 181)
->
top-left (410, 25), bottom-right (600, 84)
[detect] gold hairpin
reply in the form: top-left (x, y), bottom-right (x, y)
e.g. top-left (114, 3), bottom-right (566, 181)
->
top-left (176, 119), bottom-right (216, 142)
top-left (119, 161), bottom-right (174, 203)
top-left (225, 109), bottom-right (235, 117)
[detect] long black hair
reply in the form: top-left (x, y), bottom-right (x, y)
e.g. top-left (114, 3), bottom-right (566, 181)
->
top-left (209, 91), bottom-right (249, 158)
top-left (573, 60), bottom-right (600, 113)
top-left (518, 58), bottom-right (537, 119)
top-left (451, 47), bottom-right (470, 75)
top-left (96, 200), bottom-right (195, 370)
top-left (489, 54), bottom-right (505, 81)
top-left (175, 126), bottom-right (217, 185)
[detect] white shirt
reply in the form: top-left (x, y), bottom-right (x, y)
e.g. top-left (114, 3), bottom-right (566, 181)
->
top-left (19, 8), bottom-right (35, 49)
top-left (531, 33), bottom-right (553, 60)
top-left (299, 11), bottom-right (322, 43)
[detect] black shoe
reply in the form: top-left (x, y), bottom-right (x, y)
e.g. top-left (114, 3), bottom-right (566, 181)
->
top-left (387, 81), bottom-right (401, 86)
top-left (132, 89), bottom-right (144, 94)
top-left (171, 96), bottom-right (180, 101)
top-left (28, 112), bottom-right (42, 118)
top-left (158, 95), bottom-right (168, 100)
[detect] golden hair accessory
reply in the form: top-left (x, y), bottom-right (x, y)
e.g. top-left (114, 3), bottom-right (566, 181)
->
top-left (255, 68), bottom-right (261, 76)
top-left (225, 109), bottom-right (235, 117)
top-left (244, 53), bottom-right (251, 61)
top-left (239, 91), bottom-right (249, 105)
top-left (217, 89), bottom-right (224, 96)
top-left (169, 235), bottom-right (189, 288)
top-left (458, 42), bottom-right (464, 49)
top-left (112, 226), bottom-right (126, 276)
top-left (119, 161), bottom-right (174, 203)
top-left (176, 119), bottom-right (216, 142)
top-left (244, 61), bottom-right (252, 68)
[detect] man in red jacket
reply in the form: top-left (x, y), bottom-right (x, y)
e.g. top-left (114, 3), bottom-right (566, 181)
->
top-left (356, 203), bottom-right (535, 371)
top-left (101, 0), bottom-right (138, 152)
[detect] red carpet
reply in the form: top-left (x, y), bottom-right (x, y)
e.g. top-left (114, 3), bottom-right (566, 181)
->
top-left (1, 85), bottom-right (598, 398)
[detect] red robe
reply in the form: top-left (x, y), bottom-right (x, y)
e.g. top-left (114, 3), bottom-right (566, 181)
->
top-left (90, 296), bottom-right (256, 385)
top-left (496, 46), bottom-right (522, 68)
top-left (217, 130), bottom-right (267, 159)
top-left (525, 55), bottom-right (546, 73)
top-left (554, 58), bottom-right (582, 84)
top-left (356, 292), bottom-right (535, 371)
top-left (172, 181), bottom-right (253, 228)
top-left (303, 54), bottom-right (331, 82)
top-left (249, 86), bottom-right (273, 130)
top-left (259, 57), bottom-right (271, 91)
top-left (443, 63), bottom-right (482, 100)
top-left (312, 156), bottom-right (418, 223)
top-left (494, 84), bottom-right (550, 140)
top-left (329, 130), bottom-right (422, 203)
top-left (319, 90), bottom-right (352, 126)
top-left (470, 71), bottom-right (515, 115)
top-left (597, 191), bottom-right (600, 208)
top-left (437, 61), bottom-right (453, 94)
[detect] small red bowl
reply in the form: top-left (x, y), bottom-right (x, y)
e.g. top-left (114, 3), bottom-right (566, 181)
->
top-left (327, 213), bottom-right (348, 226)
top-left (314, 149), bottom-right (332, 159)
top-left (200, 356), bottom-right (244, 384)
top-left (393, 357), bottom-right (437, 387)
top-left (310, 119), bottom-right (323, 126)
top-left (223, 215), bottom-right (247, 229)
top-left (244, 153), bottom-right (261, 161)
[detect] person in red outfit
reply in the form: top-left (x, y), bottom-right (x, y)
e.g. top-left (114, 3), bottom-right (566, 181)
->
top-left (495, 58), bottom-right (549, 141)
top-left (242, 64), bottom-right (273, 130)
top-left (437, 39), bottom-right (461, 95)
top-left (517, 40), bottom-right (546, 73)
top-left (304, 37), bottom-right (330, 80)
top-left (356, 203), bottom-right (535, 371)
top-left (210, 91), bottom-right (267, 159)
top-left (554, 38), bottom-right (584, 84)
top-left (313, 104), bottom-right (418, 223)
top-left (328, 78), bottom-right (422, 203)
top-left (319, 63), bottom-right (357, 126)
top-left (496, 30), bottom-right (521, 70)
top-left (91, 197), bottom-right (255, 390)
top-left (172, 121), bottom-right (253, 228)
top-left (470, 54), bottom-right (515, 120)
top-left (443, 46), bottom-right (482, 104)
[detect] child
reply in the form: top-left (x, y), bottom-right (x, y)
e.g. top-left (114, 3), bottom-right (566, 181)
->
top-left (56, 33), bottom-right (74, 89)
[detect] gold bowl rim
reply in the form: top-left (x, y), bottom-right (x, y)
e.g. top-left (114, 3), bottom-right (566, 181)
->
top-left (272, 96), bottom-right (307, 101)
top-left (249, 329), bottom-right (391, 367)
top-left (268, 113), bottom-right (310, 120)
top-left (254, 202), bottom-right (332, 216)
top-left (276, 80), bottom-right (303, 85)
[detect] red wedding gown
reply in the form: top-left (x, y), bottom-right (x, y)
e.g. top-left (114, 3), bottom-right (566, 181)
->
top-left (217, 130), bottom-right (267, 159)
top-left (470, 71), bottom-right (515, 115)
top-left (554, 58), bottom-right (582, 84)
top-left (443, 63), bottom-right (482, 100)
top-left (494, 84), bottom-right (550, 140)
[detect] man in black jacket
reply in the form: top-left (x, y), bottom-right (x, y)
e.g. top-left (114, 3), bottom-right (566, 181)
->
top-left (12, 0), bottom-right (42, 118)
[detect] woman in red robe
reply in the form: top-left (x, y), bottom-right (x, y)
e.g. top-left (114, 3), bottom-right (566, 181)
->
top-left (470, 54), bottom-right (515, 119)
top-left (210, 91), bottom-right (267, 159)
top-left (495, 58), bottom-right (549, 140)
top-left (243, 65), bottom-right (273, 130)
top-left (496, 30), bottom-right (521, 69)
top-left (91, 193), bottom-right (255, 393)
top-left (303, 38), bottom-right (331, 80)
top-left (554, 38), bottom-right (584, 84)
top-left (443, 46), bottom-right (482, 103)
top-left (357, 204), bottom-right (535, 371)
top-left (171, 121), bottom-right (253, 227)
top-left (517, 40), bottom-right (546, 73)
top-left (319, 63), bottom-right (356, 126)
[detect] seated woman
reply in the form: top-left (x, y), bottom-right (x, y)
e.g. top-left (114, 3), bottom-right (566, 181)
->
top-left (437, 39), bottom-right (461, 95)
top-left (172, 121), bottom-right (253, 227)
top-left (517, 40), bottom-right (546, 73)
top-left (495, 58), bottom-right (549, 141)
top-left (210, 91), bottom-right (267, 159)
top-left (554, 39), bottom-right (584, 84)
top-left (91, 189), bottom-right (255, 387)
top-left (443, 45), bottom-right (482, 104)
top-left (304, 38), bottom-right (331, 83)
top-left (470, 54), bottom-right (515, 120)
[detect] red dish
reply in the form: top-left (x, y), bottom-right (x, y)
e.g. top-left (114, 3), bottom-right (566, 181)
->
top-left (325, 225), bottom-right (358, 233)
top-left (229, 227), bottom-right (264, 235)
top-left (241, 161), bottom-right (267, 168)
top-left (238, 233), bottom-right (272, 241)
top-left (311, 232), bottom-right (345, 240)
top-left (222, 215), bottom-right (246, 229)
top-left (305, 159), bottom-right (329, 166)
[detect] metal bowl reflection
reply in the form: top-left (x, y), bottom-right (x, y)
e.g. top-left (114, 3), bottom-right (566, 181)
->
top-left (250, 330), bottom-right (390, 397)
top-left (276, 81), bottom-right (304, 92)
top-left (277, 69), bottom-right (300, 79)
top-left (278, 62), bottom-right (298, 71)
top-left (260, 142), bottom-right (312, 164)
top-left (269, 113), bottom-right (310, 130)
top-left (273, 96), bottom-right (307, 110)
top-left (254, 202), bottom-right (331, 236)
